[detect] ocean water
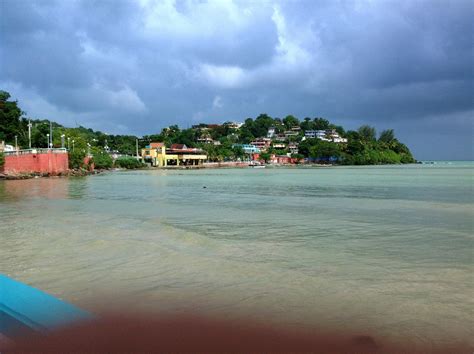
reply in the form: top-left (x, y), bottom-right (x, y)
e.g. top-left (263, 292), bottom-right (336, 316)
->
top-left (1, 163), bottom-right (473, 348)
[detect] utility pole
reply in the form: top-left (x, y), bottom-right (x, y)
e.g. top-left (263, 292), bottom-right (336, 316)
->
top-left (28, 120), bottom-right (32, 149)
top-left (136, 138), bottom-right (139, 159)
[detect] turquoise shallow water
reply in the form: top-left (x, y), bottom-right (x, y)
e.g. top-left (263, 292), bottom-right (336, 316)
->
top-left (1, 163), bottom-right (473, 348)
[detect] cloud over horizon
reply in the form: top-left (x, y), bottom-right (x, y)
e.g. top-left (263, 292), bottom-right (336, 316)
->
top-left (1, 0), bottom-right (472, 159)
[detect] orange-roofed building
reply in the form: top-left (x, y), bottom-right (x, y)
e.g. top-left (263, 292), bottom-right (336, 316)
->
top-left (149, 142), bottom-right (165, 149)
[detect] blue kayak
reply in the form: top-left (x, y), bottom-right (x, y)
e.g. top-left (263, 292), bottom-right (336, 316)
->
top-left (0, 274), bottom-right (91, 339)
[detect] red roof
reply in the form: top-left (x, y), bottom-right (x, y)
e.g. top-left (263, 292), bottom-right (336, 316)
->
top-left (150, 142), bottom-right (164, 148)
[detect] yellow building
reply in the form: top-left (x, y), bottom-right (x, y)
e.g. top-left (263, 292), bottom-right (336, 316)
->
top-left (141, 143), bottom-right (207, 167)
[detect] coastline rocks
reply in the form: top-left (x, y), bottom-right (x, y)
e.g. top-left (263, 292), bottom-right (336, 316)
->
top-left (0, 168), bottom-right (105, 180)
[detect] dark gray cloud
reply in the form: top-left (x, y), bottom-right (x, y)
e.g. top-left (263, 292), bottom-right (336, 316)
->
top-left (1, 0), bottom-right (472, 159)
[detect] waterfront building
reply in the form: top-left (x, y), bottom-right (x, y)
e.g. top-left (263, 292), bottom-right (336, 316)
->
top-left (288, 142), bottom-right (299, 154)
top-left (283, 130), bottom-right (299, 139)
top-left (250, 138), bottom-right (271, 151)
top-left (197, 136), bottom-right (214, 144)
top-left (274, 134), bottom-right (286, 142)
top-left (304, 129), bottom-right (347, 143)
top-left (304, 130), bottom-right (328, 140)
top-left (141, 142), bottom-right (207, 167)
top-left (225, 122), bottom-right (243, 129)
top-left (272, 143), bottom-right (286, 149)
top-left (232, 144), bottom-right (260, 154)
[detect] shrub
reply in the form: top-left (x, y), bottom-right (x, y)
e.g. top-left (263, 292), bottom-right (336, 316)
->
top-left (0, 151), bottom-right (4, 167)
top-left (68, 150), bottom-right (86, 169)
top-left (92, 151), bottom-right (113, 169)
top-left (114, 156), bottom-right (145, 169)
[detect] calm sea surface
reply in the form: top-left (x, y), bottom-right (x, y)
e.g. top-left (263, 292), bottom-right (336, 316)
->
top-left (1, 163), bottom-right (473, 348)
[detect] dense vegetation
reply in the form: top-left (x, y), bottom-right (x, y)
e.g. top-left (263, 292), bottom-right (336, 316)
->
top-left (298, 126), bottom-right (415, 165)
top-left (0, 90), bottom-right (415, 165)
top-left (114, 157), bottom-right (145, 169)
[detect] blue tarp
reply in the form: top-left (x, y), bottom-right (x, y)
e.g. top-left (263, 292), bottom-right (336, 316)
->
top-left (0, 274), bottom-right (91, 338)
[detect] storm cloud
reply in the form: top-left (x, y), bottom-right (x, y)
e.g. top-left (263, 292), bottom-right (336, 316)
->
top-left (1, 0), bottom-right (472, 159)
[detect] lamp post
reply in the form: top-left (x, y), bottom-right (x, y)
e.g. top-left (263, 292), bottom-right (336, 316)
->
top-left (28, 120), bottom-right (32, 149)
top-left (49, 121), bottom-right (53, 148)
top-left (61, 134), bottom-right (65, 149)
top-left (87, 143), bottom-right (91, 157)
top-left (15, 135), bottom-right (18, 152)
top-left (72, 140), bottom-right (75, 152)
top-left (46, 134), bottom-right (50, 149)
top-left (67, 137), bottom-right (70, 150)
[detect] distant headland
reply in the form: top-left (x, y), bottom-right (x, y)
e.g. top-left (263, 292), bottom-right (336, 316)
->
top-left (1, 89), bottom-right (415, 176)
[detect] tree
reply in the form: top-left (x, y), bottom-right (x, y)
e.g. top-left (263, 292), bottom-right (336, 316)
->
top-left (357, 125), bottom-right (376, 142)
top-left (309, 140), bottom-right (341, 161)
top-left (283, 115), bottom-right (299, 129)
top-left (259, 152), bottom-right (271, 163)
top-left (239, 119), bottom-right (255, 143)
top-left (379, 129), bottom-right (395, 144)
top-left (231, 145), bottom-right (245, 160)
top-left (68, 150), bottom-right (86, 169)
top-left (291, 153), bottom-right (304, 164)
top-left (92, 148), bottom-right (113, 169)
top-left (253, 114), bottom-right (274, 137)
top-left (0, 90), bottom-right (26, 145)
top-left (313, 118), bottom-right (330, 130)
top-left (115, 157), bottom-right (144, 169)
top-left (300, 117), bottom-right (313, 131)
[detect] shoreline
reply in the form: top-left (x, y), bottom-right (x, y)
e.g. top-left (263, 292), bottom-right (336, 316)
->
top-left (0, 168), bottom-right (105, 180)
top-left (0, 162), bottom-right (432, 180)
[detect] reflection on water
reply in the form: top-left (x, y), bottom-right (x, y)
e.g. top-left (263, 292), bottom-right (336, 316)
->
top-left (0, 178), bottom-right (76, 201)
top-left (0, 164), bottom-right (473, 349)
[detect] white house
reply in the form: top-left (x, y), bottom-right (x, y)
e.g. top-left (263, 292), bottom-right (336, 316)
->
top-left (267, 127), bottom-right (276, 138)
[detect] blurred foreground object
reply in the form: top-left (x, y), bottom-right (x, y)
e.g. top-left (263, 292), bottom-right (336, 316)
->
top-left (1, 275), bottom-right (470, 353)
top-left (0, 274), bottom-right (91, 340)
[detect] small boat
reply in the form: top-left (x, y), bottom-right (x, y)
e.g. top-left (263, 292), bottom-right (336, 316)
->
top-left (249, 161), bottom-right (266, 168)
top-left (0, 274), bottom-right (91, 341)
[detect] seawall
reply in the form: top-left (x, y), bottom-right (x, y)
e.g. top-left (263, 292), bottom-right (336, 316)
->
top-left (1, 150), bottom-right (69, 176)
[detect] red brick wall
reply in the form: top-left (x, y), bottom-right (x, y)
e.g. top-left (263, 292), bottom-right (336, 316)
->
top-left (2, 152), bottom-right (69, 175)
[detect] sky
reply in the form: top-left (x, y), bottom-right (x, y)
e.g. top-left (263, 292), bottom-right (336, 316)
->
top-left (1, 0), bottom-right (472, 160)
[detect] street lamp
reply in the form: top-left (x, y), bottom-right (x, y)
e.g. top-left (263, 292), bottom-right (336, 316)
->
top-left (28, 120), bottom-right (32, 149)
top-left (67, 137), bottom-right (70, 150)
top-left (49, 121), bottom-right (53, 148)
top-left (61, 134), bottom-right (65, 149)
top-left (87, 143), bottom-right (91, 157)
top-left (46, 134), bottom-right (50, 149)
top-left (72, 139), bottom-right (75, 152)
